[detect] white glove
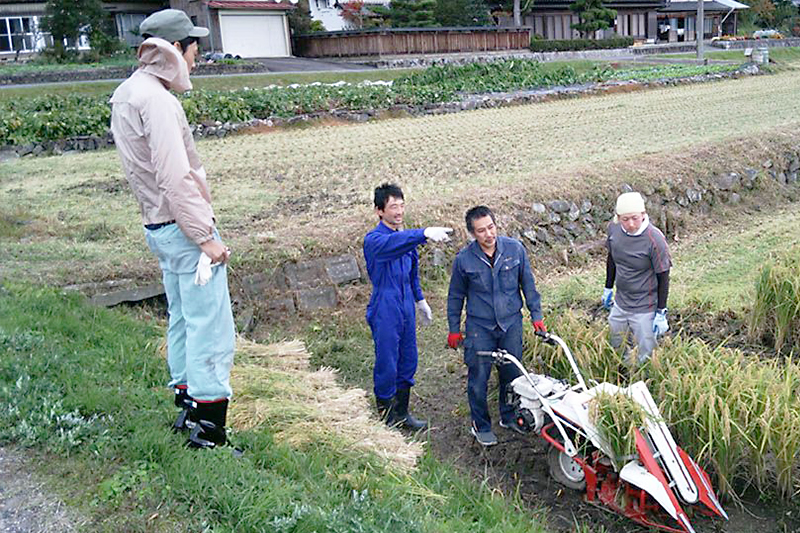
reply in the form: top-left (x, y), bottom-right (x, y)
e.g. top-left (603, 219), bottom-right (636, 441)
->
top-left (602, 288), bottom-right (614, 310)
top-left (194, 253), bottom-right (214, 286)
top-left (424, 227), bottom-right (453, 243)
top-left (416, 299), bottom-right (433, 326)
top-left (653, 309), bottom-right (669, 336)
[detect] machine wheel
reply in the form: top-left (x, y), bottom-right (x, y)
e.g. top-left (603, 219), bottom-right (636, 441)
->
top-left (547, 445), bottom-right (586, 491)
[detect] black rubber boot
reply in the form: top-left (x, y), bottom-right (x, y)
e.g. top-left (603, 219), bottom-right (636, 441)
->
top-left (186, 399), bottom-right (227, 449)
top-left (172, 387), bottom-right (195, 433)
top-left (376, 396), bottom-right (399, 426)
top-left (394, 388), bottom-right (428, 431)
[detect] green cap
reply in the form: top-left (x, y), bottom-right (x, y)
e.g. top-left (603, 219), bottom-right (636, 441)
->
top-left (139, 9), bottom-right (209, 43)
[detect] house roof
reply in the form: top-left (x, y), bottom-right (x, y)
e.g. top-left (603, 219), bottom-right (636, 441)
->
top-left (0, 0), bottom-right (163, 3)
top-left (659, 0), bottom-right (746, 11)
top-left (207, 0), bottom-right (295, 10)
top-left (530, 0), bottom-right (666, 9)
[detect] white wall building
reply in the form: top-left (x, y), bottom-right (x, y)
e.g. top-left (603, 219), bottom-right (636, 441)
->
top-left (307, 0), bottom-right (388, 32)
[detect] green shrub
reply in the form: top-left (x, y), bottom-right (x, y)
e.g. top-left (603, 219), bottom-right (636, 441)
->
top-left (529, 36), bottom-right (634, 52)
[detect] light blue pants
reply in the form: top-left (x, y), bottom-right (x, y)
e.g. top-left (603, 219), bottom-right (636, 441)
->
top-left (144, 224), bottom-right (235, 401)
top-left (608, 304), bottom-right (657, 364)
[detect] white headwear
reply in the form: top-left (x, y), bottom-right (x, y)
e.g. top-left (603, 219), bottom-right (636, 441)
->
top-left (615, 192), bottom-right (646, 216)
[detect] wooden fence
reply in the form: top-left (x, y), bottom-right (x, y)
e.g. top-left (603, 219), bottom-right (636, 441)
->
top-left (293, 27), bottom-right (532, 58)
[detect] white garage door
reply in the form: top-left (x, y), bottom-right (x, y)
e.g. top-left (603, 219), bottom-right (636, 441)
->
top-left (219, 12), bottom-right (289, 58)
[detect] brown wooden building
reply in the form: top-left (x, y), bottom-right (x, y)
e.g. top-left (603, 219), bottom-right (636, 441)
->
top-left (511, 0), bottom-right (666, 41)
top-left (656, 0), bottom-right (747, 41)
top-left (505, 0), bottom-right (747, 42)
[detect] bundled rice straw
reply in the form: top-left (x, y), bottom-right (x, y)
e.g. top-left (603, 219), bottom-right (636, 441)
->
top-left (229, 338), bottom-right (423, 473)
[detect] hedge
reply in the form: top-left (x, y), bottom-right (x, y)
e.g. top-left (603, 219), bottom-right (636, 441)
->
top-left (529, 37), bottom-right (635, 52)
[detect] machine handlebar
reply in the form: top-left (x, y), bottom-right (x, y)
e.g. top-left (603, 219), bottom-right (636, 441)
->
top-left (535, 330), bottom-right (557, 345)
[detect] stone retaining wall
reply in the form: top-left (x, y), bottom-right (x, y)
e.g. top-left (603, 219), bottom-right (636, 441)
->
top-left (235, 149), bottom-right (800, 325)
top-left (65, 148), bottom-right (800, 328)
top-left (712, 37), bottom-right (800, 50)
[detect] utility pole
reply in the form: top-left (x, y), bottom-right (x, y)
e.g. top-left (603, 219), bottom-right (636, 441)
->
top-left (696, 0), bottom-right (704, 60)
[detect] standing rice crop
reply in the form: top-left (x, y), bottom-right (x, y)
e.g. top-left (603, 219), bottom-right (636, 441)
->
top-left (522, 309), bottom-right (622, 383)
top-left (588, 391), bottom-right (650, 470)
top-left (525, 309), bottom-right (800, 500)
top-left (648, 337), bottom-right (800, 500)
top-left (749, 249), bottom-right (800, 353)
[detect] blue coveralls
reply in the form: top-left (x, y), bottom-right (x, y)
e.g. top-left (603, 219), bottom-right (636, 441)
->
top-left (364, 222), bottom-right (427, 400)
top-left (447, 236), bottom-right (543, 433)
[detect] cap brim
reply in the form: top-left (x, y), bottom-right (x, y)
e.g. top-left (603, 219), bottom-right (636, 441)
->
top-left (189, 26), bottom-right (210, 38)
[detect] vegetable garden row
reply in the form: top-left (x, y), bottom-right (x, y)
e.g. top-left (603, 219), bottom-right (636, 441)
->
top-left (0, 60), bottom-right (741, 147)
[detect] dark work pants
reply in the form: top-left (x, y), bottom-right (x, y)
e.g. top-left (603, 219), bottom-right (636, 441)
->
top-left (463, 317), bottom-right (523, 433)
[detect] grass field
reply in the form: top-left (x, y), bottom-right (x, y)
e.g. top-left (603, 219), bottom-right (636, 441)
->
top-left (0, 284), bottom-right (552, 533)
top-left (3, 68), bottom-right (800, 286)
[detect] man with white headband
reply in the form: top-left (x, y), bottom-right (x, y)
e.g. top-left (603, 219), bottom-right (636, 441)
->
top-left (602, 192), bottom-right (672, 364)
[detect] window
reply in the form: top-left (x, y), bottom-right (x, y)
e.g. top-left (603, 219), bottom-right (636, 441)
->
top-left (0, 16), bottom-right (41, 53)
top-left (0, 19), bottom-right (10, 52)
top-left (115, 13), bottom-right (147, 47)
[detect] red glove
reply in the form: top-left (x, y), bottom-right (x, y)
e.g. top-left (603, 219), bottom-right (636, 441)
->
top-left (447, 332), bottom-right (464, 349)
top-left (532, 320), bottom-right (547, 333)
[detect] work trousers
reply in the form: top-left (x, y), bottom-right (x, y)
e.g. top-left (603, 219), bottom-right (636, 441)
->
top-left (368, 306), bottom-right (417, 400)
top-left (608, 304), bottom-right (657, 364)
top-left (463, 317), bottom-right (523, 433)
top-left (145, 224), bottom-right (235, 402)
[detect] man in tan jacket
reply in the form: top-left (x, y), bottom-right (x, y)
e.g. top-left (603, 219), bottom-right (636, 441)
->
top-left (110, 9), bottom-right (235, 449)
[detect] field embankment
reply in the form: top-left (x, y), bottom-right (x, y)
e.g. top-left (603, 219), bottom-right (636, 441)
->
top-left (3, 67), bottom-right (800, 290)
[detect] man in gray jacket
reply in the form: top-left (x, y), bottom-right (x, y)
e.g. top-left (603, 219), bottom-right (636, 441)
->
top-left (110, 9), bottom-right (235, 449)
top-left (447, 206), bottom-right (546, 446)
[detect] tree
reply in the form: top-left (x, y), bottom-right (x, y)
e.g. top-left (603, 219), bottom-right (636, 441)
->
top-left (288, 0), bottom-right (320, 35)
top-left (748, 0), bottom-right (776, 25)
top-left (372, 0), bottom-right (438, 27)
top-left (341, 0), bottom-right (367, 28)
top-left (569, 0), bottom-right (616, 38)
top-left (41, 0), bottom-right (110, 60)
top-left (434, 0), bottom-right (492, 26)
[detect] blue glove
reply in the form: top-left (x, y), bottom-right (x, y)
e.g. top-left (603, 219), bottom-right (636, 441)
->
top-left (653, 309), bottom-right (669, 336)
top-left (602, 288), bottom-right (614, 310)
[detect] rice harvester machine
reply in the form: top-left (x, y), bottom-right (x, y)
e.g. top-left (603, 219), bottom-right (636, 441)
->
top-left (478, 332), bottom-right (728, 533)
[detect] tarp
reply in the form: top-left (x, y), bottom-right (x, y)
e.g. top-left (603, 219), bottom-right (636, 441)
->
top-left (715, 0), bottom-right (749, 9)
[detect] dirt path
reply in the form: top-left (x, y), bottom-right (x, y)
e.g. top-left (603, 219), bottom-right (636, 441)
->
top-left (0, 447), bottom-right (86, 533)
